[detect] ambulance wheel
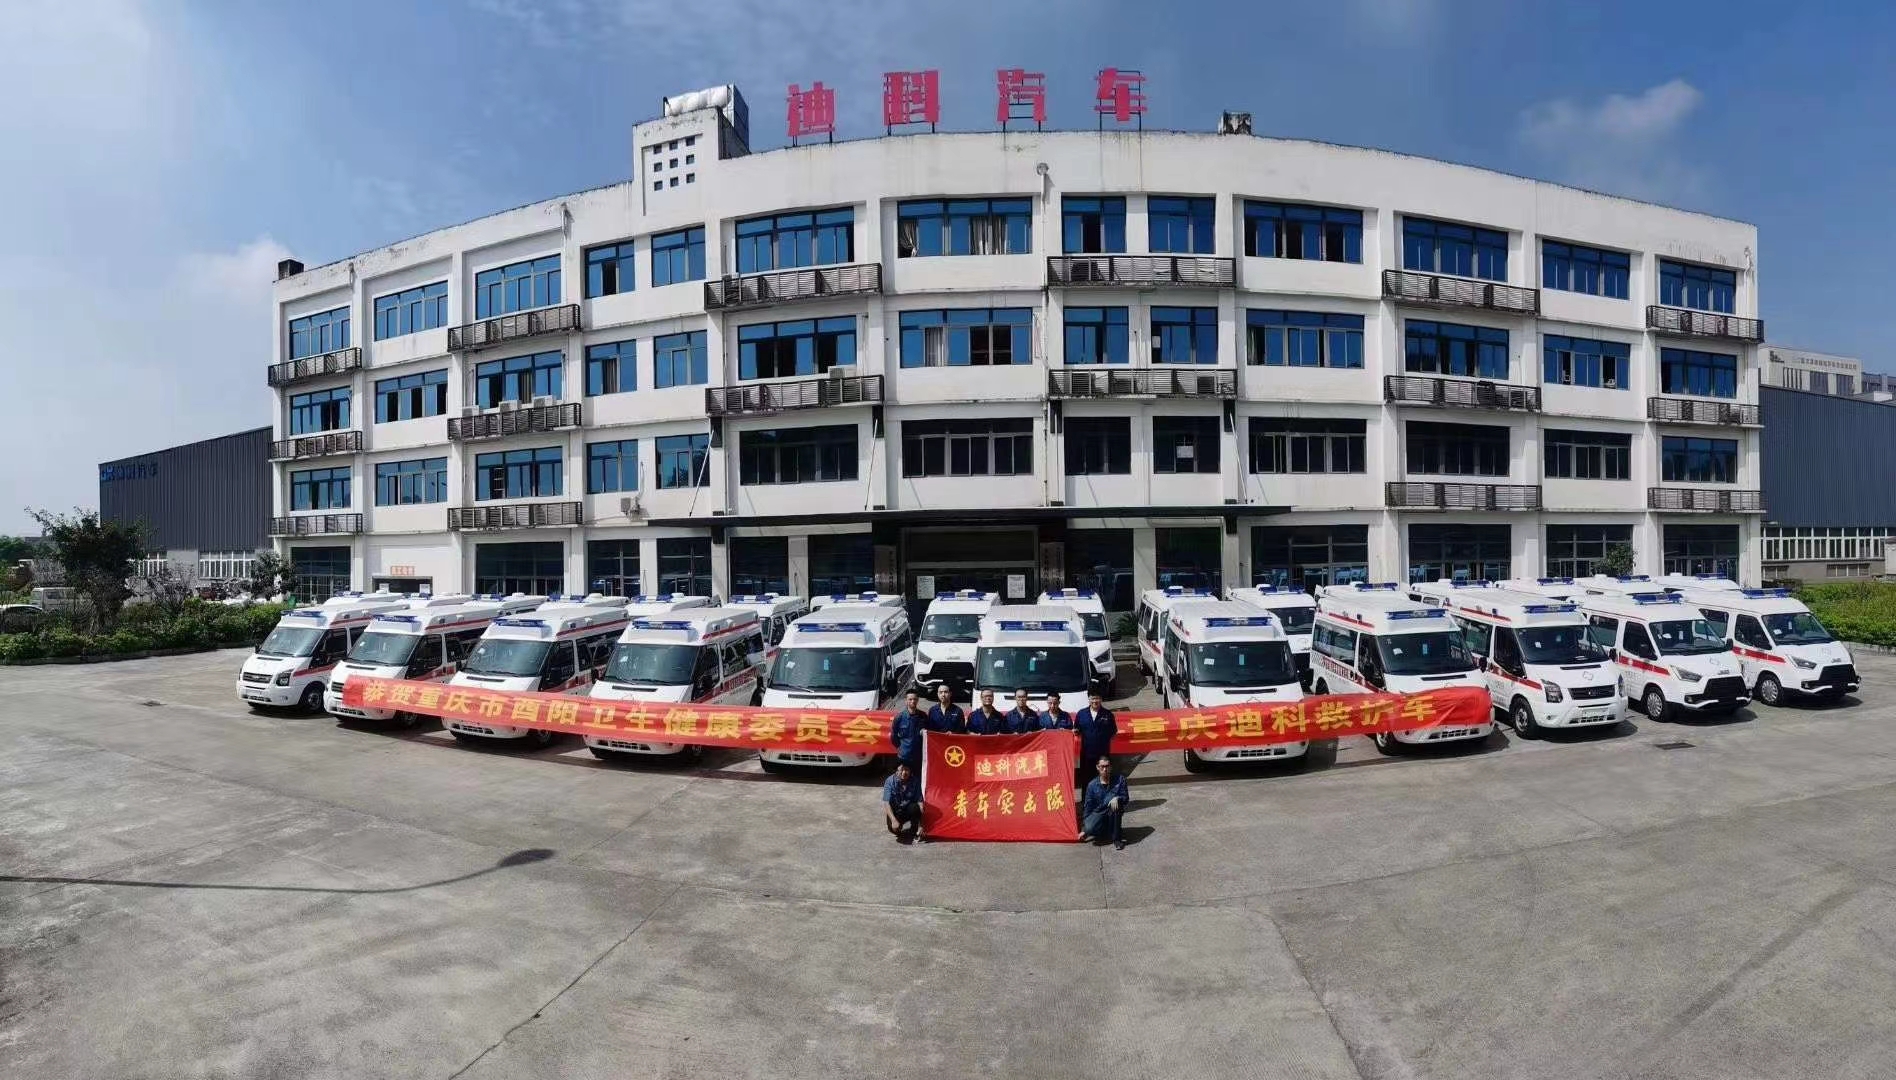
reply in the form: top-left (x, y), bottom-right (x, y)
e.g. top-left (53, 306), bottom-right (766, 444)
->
top-left (1371, 730), bottom-right (1403, 756)
top-left (524, 727), bottom-right (556, 749)
top-left (679, 745), bottom-right (705, 765)
top-left (1642, 686), bottom-right (1671, 723)
top-left (394, 711), bottom-right (422, 729)
top-left (1510, 698), bottom-right (1541, 740)
top-left (298, 684), bottom-right (325, 713)
top-left (449, 730), bottom-right (485, 745)
top-left (758, 755), bottom-right (786, 775)
top-left (1313, 679), bottom-right (1329, 696)
top-left (1183, 748), bottom-right (1210, 774)
top-left (1756, 673), bottom-right (1783, 707)
top-left (588, 746), bottom-right (623, 762)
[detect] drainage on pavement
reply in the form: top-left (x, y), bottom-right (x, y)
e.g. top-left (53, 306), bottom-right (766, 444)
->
top-left (1653, 740), bottom-right (1696, 750)
top-left (140, 700), bottom-right (163, 708)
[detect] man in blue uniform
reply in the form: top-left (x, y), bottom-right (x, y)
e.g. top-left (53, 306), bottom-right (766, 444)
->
top-left (967, 689), bottom-right (1007, 734)
top-left (1075, 688), bottom-right (1117, 783)
top-left (890, 689), bottom-right (927, 773)
top-left (1038, 690), bottom-right (1074, 731)
top-left (926, 682), bottom-right (965, 734)
top-left (882, 761), bottom-right (923, 843)
top-left (1003, 688), bottom-right (1040, 734)
top-left (1079, 755), bottom-right (1129, 849)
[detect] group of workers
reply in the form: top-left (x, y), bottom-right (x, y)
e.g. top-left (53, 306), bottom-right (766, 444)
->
top-left (881, 683), bottom-right (1130, 850)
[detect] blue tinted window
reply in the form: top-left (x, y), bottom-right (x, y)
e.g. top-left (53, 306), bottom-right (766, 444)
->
top-left (374, 458), bottom-right (447, 506)
top-left (1658, 259), bottom-right (1736, 314)
top-left (1541, 241), bottom-right (1629, 299)
top-left (734, 208), bottom-right (854, 272)
top-left (473, 351), bottom-right (562, 408)
top-left (898, 308), bottom-right (1032, 368)
top-left (1151, 307), bottom-right (1218, 365)
top-left (738, 317), bottom-right (857, 379)
top-left (587, 440), bottom-right (639, 493)
top-left (1404, 320), bottom-right (1509, 379)
top-left (1062, 307), bottom-right (1129, 365)
top-left (288, 387), bottom-right (350, 435)
top-left (474, 255), bottom-right (562, 319)
top-left (290, 466), bottom-right (351, 510)
top-left (474, 447), bottom-right (563, 500)
top-left (651, 227), bottom-right (706, 285)
top-left (586, 340), bottom-right (636, 397)
top-left (1245, 310), bottom-right (1364, 368)
top-left (654, 331), bottom-right (708, 388)
top-left (374, 369), bottom-right (447, 422)
top-left (289, 306), bottom-right (351, 359)
top-left (1661, 436), bottom-right (1738, 483)
top-left (1660, 347), bottom-right (1738, 398)
top-left (897, 198), bottom-right (1032, 257)
top-left (1148, 197), bottom-right (1216, 254)
top-left (585, 242), bottom-right (635, 298)
top-left (1062, 196), bottom-right (1126, 254)
top-left (1243, 202), bottom-right (1362, 263)
top-left (655, 434), bottom-right (710, 489)
top-left (372, 283), bottom-right (448, 340)
top-left (1403, 217), bottom-right (1508, 282)
top-left (1543, 335), bottom-right (1631, 389)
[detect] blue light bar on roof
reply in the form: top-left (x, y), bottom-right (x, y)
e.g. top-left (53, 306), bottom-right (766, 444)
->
top-left (1450, 580), bottom-right (1493, 588)
top-left (375, 614), bottom-right (421, 623)
top-left (632, 619), bottom-right (695, 632)
top-left (1204, 616), bottom-right (1272, 627)
top-left (495, 617), bottom-right (549, 627)
top-left (285, 609), bottom-right (325, 619)
top-left (1046, 588), bottom-right (1097, 598)
top-left (1252, 585), bottom-right (1303, 595)
top-left (1616, 575), bottom-right (1652, 582)
top-left (1523, 603), bottom-right (1578, 614)
top-left (1537, 577), bottom-right (1574, 585)
top-left (1162, 586), bottom-right (1205, 595)
top-left (730, 593), bottom-right (780, 602)
top-left (996, 620), bottom-right (1071, 632)
top-left (1740, 588), bottom-right (1793, 598)
top-left (1355, 582), bottom-right (1400, 591)
top-left (1632, 594), bottom-right (1683, 605)
top-left (801, 622), bottom-right (867, 633)
top-left (1386, 609), bottom-right (1444, 620)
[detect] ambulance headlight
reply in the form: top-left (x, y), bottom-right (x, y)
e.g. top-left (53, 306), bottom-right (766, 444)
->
top-left (915, 646), bottom-right (933, 663)
top-left (1792, 657), bottom-right (1817, 670)
top-left (1674, 668), bottom-right (1702, 683)
top-left (275, 670), bottom-right (292, 686)
top-left (1543, 683), bottom-right (1563, 703)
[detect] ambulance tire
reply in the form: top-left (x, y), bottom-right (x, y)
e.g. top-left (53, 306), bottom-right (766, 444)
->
top-left (298, 683), bottom-right (326, 713)
top-left (1510, 698), bottom-right (1541, 740)
top-left (449, 730), bottom-right (485, 745)
top-left (1756, 673), bottom-right (1783, 707)
top-left (1312, 679), bottom-right (1329, 696)
top-left (524, 727), bottom-right (556, 750)
top-left (758, 755), bottom-right (786, 775)
top-left (394, 711), bottom-right (422, 729)
top-left (1371, 730), bottom-right (1404, 756)
top-left (1642, 686), bottom-right (1671, 723)
top-left (680, 744), bottom-right (705, 765)
top-left (1183, 748), bottom-right (1210, 774)
top-left (588, 746), bottom-right (623, 762)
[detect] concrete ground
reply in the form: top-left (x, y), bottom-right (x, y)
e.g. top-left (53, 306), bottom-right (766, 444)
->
top-left (3, 652), bottom-right (1896, 1080)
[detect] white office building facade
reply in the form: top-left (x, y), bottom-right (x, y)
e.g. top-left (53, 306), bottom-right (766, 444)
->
top-left (267, 88), bottom-right (1765, 615)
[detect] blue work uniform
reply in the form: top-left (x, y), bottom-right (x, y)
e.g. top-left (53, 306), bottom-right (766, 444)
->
top-left (1003, 706), bottom-right (1039, 734)
top-left (967, 706), bottom-right (1007, 735)
top-left (1075, 705), bottom-right (1118, 767)
top-left (890, 708), bottom-right (927, 768)
top-left (1038, 706), bottom-right (1074, 731)
top-left (1081, 772), bottom-right (1131, 845)
top-left (883, 770), bottom-right (922, 837)
top-left (926, 702), bottom-right (966, 734)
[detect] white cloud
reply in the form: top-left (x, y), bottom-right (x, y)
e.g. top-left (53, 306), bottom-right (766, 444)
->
top-left (1518, 79), bottom-right (1708, 205)
top-left (177, 237), bottom-right (294, 300)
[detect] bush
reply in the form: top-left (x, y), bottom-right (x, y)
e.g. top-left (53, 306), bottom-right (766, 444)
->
top-left (209, 612), bottom-right (250, 644)
top-left (0, 633), bottom-right (44, 662)
top-left (240, 603), bottom-right (288, 640)
top-left (163, 615), bottom-right (212, 649)
top-left (43, 627), bottom-right (88, 657)
top-left (0, 601), bottom-right (292, 664)
top-left (1797, 582), bottom-right (1896, 649)
top-left (100, 628), bottom-right (154, 654)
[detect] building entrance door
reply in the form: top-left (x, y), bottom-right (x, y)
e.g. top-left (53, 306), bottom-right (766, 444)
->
top-left (902, 527), bottom-right (1039, 627)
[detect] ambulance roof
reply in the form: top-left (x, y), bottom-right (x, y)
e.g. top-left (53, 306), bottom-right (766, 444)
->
top-left (1316, 584), bottom-right (1457, 632)
top-left (977, 605), bottom-right (1085, 647)
top-left (1141, 585), bottom-right (1216, 610)
top-left (781, 604), bottom-right (908, 645)
top-left (1578, 590), bottom-right (1695, 620)
top-left (1577, 574), bottom-right (1661, 595)
top-left (726, 592), bottom-right (807, 613)
top-left (620, 605), bottom-right (759, 644)
top-left (1408, 578), bottom-right (1500, 603)
top-left (1037, 588), bottom-right (1104, 612)
top-left (1441, 587), bottom-right (1586, 625)
top-left (485, 601), bottom-right (631, 639)
top-left (1226, 585), bottom-right (1317, 611)
top-left (364, 601), bottom-right (511, 634)
top-left (622, 594), bottom-right (713, 617)
top-left (1495, 577), bottom-right (1581, 599)
top-left (1673, 587), bottom-right (1809, 616)
top-left (472, 592), bottom-right (551, 610)
top-left (926, 590), bottom-right (998, 616)
top-left (810, 591), bottom-right (904, 610)
top-left (1656, 574), bottom-right (1743, 593)
top-left (278, 592), bottom-right (408, 627)
top-left (1166, 599), bottom-right (1286, 643)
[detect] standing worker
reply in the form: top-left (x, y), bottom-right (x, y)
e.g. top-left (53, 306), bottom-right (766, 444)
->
top-left (968, 688), bottom-right (1007, 735)
top-left (1004, 688), bottom-right (1040, 734)
top-left (1075, 688), bottom-right (1117, 785)
top-left (926, 683), bottom-right (965, 734)
top-left (1078, 755), bottom-right (1130, 850)
top-left (1038, 691), bottom-right (1074, 731)
top-left (891, 689), bottom-right (927, 774)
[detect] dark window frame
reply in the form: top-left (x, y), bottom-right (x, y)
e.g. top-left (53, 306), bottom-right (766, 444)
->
top-left (1246, 310), bottom-right (1364, 368)
top-left (1152, 415), bottom-right (1221, 474)
top-left (901, 418), bottom-right (1034, 478)
top-left (1242, 201), bottom-right (1363, 263)
top-left (1249, 418), bottom-right (1366, 474)
top-left (738, 425), bottom-right (859, 485)
top-left (1064, 416), bottom-right (1132, 476)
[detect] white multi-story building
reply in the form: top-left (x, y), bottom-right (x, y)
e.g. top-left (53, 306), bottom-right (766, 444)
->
top-left (266, 85), bottom-right (1766, 617)
top-left (1764, 346), bottom-right (1861, 397)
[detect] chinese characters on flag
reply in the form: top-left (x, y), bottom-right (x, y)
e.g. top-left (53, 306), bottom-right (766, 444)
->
top-left (1094, 68), bottom-right (1146, 125)
top-left (922, 731), bottom-right (1077, 843)
top-left (786, 82), bottom-right (837, 144)
top-left (882, 70), bottom-right (940, 132)
top-left (995, 69), bottom-right (1046, 129)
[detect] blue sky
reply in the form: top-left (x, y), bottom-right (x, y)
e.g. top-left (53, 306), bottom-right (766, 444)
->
top-left (4, 0), bottom-right (1891, 533)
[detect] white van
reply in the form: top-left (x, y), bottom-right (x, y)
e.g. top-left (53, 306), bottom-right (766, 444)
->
top-left (325, 593), bottom-right (545, 724)
top-left (1039, 588), bottom-right (1117, 693)
top-left (1135, 586), bottom-right (1215, 678)
top-left (1226, 586), bottom-right (1318, 688)
top-left (1675, 587), bottom-right (1858, 705)
top-left (725, 593), bottom-right (809, 665)
top-left (973, 606), bottom-right (1093, 715)
top-left (1495, 577), bottom-right (1582, 601)
top-left (1160, 600), bottom-right (1306, 770)
top-left (238, 591), bottom-right (409, 711)
top-left (915, 590), bottom-right (995, 694)
top-left (1439, 587), bottom-right (1620, 738)
top-left (1578, 590), bottom-right (1748, 721)
top-left (1311, 583), bottom-right (1490, 754)
top-left (760, 602), bottom-right (915, 771)
top-left (586, 606), bottom-right (768, 761)
top-left (444, 595), bottom-right (632, 746)
top-left (1406, 578), bottom-right (1499, 608)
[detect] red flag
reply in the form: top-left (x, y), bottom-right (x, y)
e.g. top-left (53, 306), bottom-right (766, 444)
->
top-left (922, 731), bottom-right (1077, 843)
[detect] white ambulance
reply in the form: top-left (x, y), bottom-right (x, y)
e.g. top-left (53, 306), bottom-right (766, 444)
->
top-left (1495, 577), bottom-right (1583, 601)
top-left (974, 605), bottom-right (1092, 714)
top-left (324, 593), bottom-right (545, 724)
top-left (810, 590), bottom-right (904, 610)
top-left (1657, 574), bottom-right (1743, 593)
top-left (1407, 578), bottom-right (1497, 608)
top-left (443, 594), bottom-right (632, 747)
top-left (1577, 574), bottom-right (1659, 595)
top-left (1039, 588), bottom-right (1117, 694)
top-left (237, 591), bottom-right (409, 711)
top-left (1160, 600), bottom-right (1307, 770)
top-left (1438, 587), bottom-right (1621, 738)
top-left (1674, 587), bottom-right (1858, 705)
top-left (1577, 590), bottom-right (1748, 721)
top-left (725, 593), bottom-right (810, 662)
top-left (1135, 586), bottom-right (1215, 679)
top-left (1311, 583), bottom-right (1490, 754)
top-left (915, 589), bottom-right (995, 695)
top-left (585, 606), bottom-right (768, 761)
top-left (1227, 586), bottom-right (1318, 688)
top-left (624, 593), bottom-right (715, 618)
top-left (760, 602), bottom-right (915, 771)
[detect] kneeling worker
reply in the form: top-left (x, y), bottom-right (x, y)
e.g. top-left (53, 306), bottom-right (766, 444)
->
top-left (882, 761), bottom-right (924, 843)
top-left (1079, 755), bottom-right (1130, 850)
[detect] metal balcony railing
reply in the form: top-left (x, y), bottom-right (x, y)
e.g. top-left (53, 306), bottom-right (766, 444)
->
top-left (447, 402), bottom-right (582, 442)
top-left (705, 373), bottom-right (883, 417)
top-left (1647, 488), bottom-right (1764, 513)
top-left (1386, 483), bottom-right (1542, 511)
top-left (1383, 375), bottom-right (1540, 412)
top-left (267, 347), bottom-right (361, 387)
top-left (1382, 270), bottom-right (1539, 315)
top-left (268, 514), bottom-right (363, 537)
top-left (1046, 255), bottom-right (1236, 288)
top-left (447, 304), bottom-right (580, 351)
top-left (268, 430), bottom-right (363, 461)
top-left (703, 263), bottom-right (882, 311)
top-left (1048, 367), bottom-right (1237, 399)
top-left (448, 502), bottom-right (584, 530)
top-left (1647, 396), bottom-right (1761, 426)
top-left (1645, 306), bottom-right (1764, 343)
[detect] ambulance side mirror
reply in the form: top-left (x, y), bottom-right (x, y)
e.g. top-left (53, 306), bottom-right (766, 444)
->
top-left (1606, 648), bottom-right (1618, 661)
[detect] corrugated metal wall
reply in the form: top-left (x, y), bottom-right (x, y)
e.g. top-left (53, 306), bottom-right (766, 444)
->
top-left (1760, 387), bottom-right (1896, 526)
top-left (98, 427), bottom-right (271, 551)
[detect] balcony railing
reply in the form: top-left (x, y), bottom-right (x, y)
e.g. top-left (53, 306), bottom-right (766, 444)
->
top-left (1048, 367), bottom-right (1237, 399)
top-left (447, 402), bottom-right (582, 442)
top-left (448, 502), bottom-right (584, 530)
top-left (703, 263), bottom-right (882, 311)
top-left (447, 304), bottom-right (580, 351)
top-left (1046, 255), bottom-right (1235, 288)
top-left (1645, 305), bottom-right (1763, 343)
top-left (268, 514), bottom-right (363, 537)
top-left (269, 430), bottom-right (363, 461)
top-left (1648, 488), bottom-right (1764, 513)
top-left (1647, 396), bottom-right (1761, 427)
top-left (267, 347), bottom-right (361, 388)
top-left (1382, 270), bottom-right (1539, 315)
top-left (705, 373), bottom-right (883, 417)
top-left (1386, 483), bottom-right (1543, 511)
top-left (1384, 375), bottom-right (1540, 412)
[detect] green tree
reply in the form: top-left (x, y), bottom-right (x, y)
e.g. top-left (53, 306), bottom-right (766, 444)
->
top-left (26, 509), bottom-right (146, 628)
top-left (1600, 543), bottom-right (1636, 578)
top-left (0, 536), bottom-right (43, 564)
top-left (246, 550), bottom-right (287, 601)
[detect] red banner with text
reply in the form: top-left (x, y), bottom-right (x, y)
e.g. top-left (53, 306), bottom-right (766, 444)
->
top-left (921, 731), bottom-right (1077, 843)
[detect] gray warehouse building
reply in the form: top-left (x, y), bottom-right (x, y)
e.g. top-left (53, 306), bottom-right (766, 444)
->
top-left (1759, 386), bottom-right (1896, 581)
top-left (99, 427), bottom-right (272, 588)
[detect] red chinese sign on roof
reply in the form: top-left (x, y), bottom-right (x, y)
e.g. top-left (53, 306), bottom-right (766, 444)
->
top-left (1094, 68), bottom-right (1146, 125)
top-left (787, 82), bottom-right (836, 143)
top-left (996, 68), bottom-right (1047, 129)
top-left (882, 70), bottom-right (940, 132)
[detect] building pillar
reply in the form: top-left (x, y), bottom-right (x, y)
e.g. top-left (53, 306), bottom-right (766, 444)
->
top-left (1219, 523), bottom-right (1242, 593)
top-left (710, 532), bottom-right (732, 601)
top-left (1132, 526), bottom-right (1157, 597)
top-left (786, 533), bottom-right (810, 597)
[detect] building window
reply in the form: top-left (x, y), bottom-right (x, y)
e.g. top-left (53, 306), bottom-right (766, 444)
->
top-left (584, 241), bottom-right (636, 298)
top-left (196, 551), bottom-right (257, 583)
top-left (374, 369), bottom-right (448, 422)
top-left (901, 419), bottom-right (1033, 477)
top-left (1151, 307), bottom-right (1218, 365)
top-left (1544, 335), bottom-right (1630, 389)
top-left (1152, 416), bottom-right (1220, 474)
top-left (476, 541), bottom-right (565, 597)
top-left (734, 208), bottom-right (854, 273)
top-left (288, 387), bottom-right (350, 435)
top-left (372, 282), bottom-right (448, 340)
top-left (474, 447), bottom-right (563, 500)
top-left (900, 308), bottom-right (1032, 368)
top-left (1062, 307), bottom-right (1129, 366)
top-left (474, 351), bottom-right (563, 408)
top-left (1062, 530), bottom-right (1132, 611)
top-left (809, 533), bottom-right (874, 594)
top-left (1249, 419), bottom-right (1366, 474)
top-left (1156, 527), bottom-right (1222, 593)
top-left (1544, 429), bottom-right (1631, 480)
top-left (1408, 523), bottom-right (1511, 583)
top-left (1404, 320), bottom-right (1509, 380)
top-left (1659, 259), bottom-right (1736, 314)
top-left (651, 227), bottom-right (706, 286)
top-left (586, 440), bottom-right (639, 494)
top-left (1407, 421), bottom-right (1509, 477)
top-left (585, 340), bottom-right (636, 397)
top-left (474, 255), bottom-right (561, 319)
top-left (290, 546), bottom-right (353, 603)
top-left (1664, 524), bottom-right (1739, 578)
top-left (1661, 436), bottom-right (1738, 484)
top-left (1402, 217), bottom-right (1507, 282)
top-left (739, 425), bottom-right (858, 485)
top-left (1061, 196), bottom-right (1126, 254)
top-left (654, 331), bottom-right (708, 388)
top-left (738, 318), bottom-right (857, 379)
top-left (290, 466), bottom-right (351, 510)
top-left (288, 306), bottom-right (351, 360)
top-left (1242, 201), bottom-right (1362, 263)
top-left (1064, 417), bottom-right (1131, 475)
top-left (586, 540), bottom-right (639, 596)
top-left (731, 536), bottom-right (789, 595)
top-left (1252, 525), bottom-right (1369, 589)
top-left (657, 537), bottom-right (712, 595)
top-left (1660, 347), bottom-right (1739, 398)
top-left (374, 458), bottom-right (447, 506)
top-left (1147, 196), bottom-right (1215, 254)
top-left (1546, 524), bottom-right (1633, 578)
top-left (896, 198), bottom-right (1032, 257)
top-left (1542, 241), bottom-right (1629, 299)
top-left (655, 434), bottom-right (709, 489)
top-left (1246, 310), bottom-right (1364, 368)
top-left (1761, 526), bottom-right (1896, 564)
